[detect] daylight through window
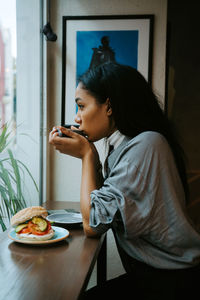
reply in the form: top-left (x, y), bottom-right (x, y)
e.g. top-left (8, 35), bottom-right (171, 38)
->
top-left (0, 0), bottom-right (16, 134)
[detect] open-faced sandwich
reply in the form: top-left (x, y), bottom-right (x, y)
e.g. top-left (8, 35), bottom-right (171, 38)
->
top-left (10, 206), bottom-right (54, 241)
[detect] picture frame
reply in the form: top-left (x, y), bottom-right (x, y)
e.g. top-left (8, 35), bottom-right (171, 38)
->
top-left (61, 15), bottom-right (154, 125)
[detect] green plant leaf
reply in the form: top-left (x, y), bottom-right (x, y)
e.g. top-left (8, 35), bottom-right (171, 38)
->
top-left (0, 121), bottom-right (38, 231)
top-left (0, 215), bottom-right (7, 232)
top-left (17, 160), bottom-right (39, 193)
top-left (8, 149), bottom-right (22, 201)
top-left (0, 123), bottom-right (12, 153)
top-left (0, 164), bottom-right (16, 203)
top-left (0, 185), bottom-right (14, 218)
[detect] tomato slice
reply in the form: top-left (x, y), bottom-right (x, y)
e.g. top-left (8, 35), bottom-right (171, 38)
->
top-left (18, 220), bottom-right (52, 235)
top-left (35, 222), bottom-right (52, 235)
top-left (20, 226), bottom-right (30, 234)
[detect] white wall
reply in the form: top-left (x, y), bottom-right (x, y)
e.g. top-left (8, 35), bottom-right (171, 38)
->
top-left (46, 0), bottom-right (168, 203)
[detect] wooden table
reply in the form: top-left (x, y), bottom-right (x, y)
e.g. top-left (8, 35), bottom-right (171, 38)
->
top-left (0, 201), bottom-right (106, 300)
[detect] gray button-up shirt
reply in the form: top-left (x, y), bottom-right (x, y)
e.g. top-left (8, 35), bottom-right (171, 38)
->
top-left (90, 131), bottom-right (200, 270)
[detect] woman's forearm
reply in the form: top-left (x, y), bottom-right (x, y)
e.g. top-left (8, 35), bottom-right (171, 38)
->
top-left (81, 151), bottom-right (103, 237)
top-left (49, 127), bottom-right (103, 237)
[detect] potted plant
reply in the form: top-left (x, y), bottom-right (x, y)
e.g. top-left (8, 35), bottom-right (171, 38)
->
top-left (0, 122), bottom-right (38, 231)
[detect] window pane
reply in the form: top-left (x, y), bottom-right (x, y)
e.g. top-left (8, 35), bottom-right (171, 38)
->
top-left (0, 0), bottom-right (16, 132)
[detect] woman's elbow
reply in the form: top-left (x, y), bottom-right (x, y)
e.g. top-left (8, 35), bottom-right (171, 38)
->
top-left (83, 223), bottom-right (100, 238)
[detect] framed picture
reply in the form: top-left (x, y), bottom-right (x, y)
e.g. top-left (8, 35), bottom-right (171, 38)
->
top-left (61, 15), bottom-right (154, 125)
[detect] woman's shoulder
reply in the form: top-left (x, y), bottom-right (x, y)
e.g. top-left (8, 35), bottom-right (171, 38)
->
top-left (127, 131), bottom-right (168, 149)
top-left (110, 131), bottom-right (170, 166)
top-left (118, 131), bottom-right (172, 163)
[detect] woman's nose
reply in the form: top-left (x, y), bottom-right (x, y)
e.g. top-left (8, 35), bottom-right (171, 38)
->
top-left (74, 114), bottom-right (81, 124)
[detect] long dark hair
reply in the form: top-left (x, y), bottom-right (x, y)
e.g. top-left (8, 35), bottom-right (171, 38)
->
top-left (78, 62), bottom-right (189, 201)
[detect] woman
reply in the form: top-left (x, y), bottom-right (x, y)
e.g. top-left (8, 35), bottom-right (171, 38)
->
top-left (49, 62), bottom-right (200, 299)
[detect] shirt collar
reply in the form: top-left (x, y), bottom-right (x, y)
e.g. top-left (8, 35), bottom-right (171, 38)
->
top-left (107, 130), bottom-right (125, 150)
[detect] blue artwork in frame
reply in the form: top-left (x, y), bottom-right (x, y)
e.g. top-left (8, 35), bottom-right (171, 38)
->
top-left (62, 15), bottom-right (154, 125)
top-left (76, 30), bottom-right (138, 80)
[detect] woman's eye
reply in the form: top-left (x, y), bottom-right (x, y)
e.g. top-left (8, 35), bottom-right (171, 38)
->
top-left (78, 104), bottom-right (84, 109)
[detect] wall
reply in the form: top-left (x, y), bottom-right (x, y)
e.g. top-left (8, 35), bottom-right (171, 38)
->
top-left (167, 0), bottom-right (200, 227)
top-left (46, 0), bottom-right (168, 203)
top-left (167, 0), bottom-right (200, 172)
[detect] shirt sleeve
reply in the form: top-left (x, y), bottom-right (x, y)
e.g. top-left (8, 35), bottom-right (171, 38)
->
top-left (90, 145), bottom-right (156, 236)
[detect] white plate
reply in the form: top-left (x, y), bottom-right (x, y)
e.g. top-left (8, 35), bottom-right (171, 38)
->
top-left (47, 212), bottom-right (82, 225)
top-left (8, 226), bottom-right (70, 245)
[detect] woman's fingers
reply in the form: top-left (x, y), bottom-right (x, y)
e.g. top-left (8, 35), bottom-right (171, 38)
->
top-left (49, 127), bottom-right (59, 143)
top-left (49, 125), bottom-right (89, 158)
top-left (71, 125), bottom-right (79, 130)
top-left (57, 126), bottom-right (79, 138)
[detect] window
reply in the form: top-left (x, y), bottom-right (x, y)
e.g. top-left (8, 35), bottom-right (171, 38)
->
top-left (0, 0), bottom-right (44, 208)
top-left (0, 0), bottom-right (16, 130)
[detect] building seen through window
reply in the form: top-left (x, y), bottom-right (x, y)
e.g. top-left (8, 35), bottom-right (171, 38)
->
top-left (0, 0), bottom-right (16, 134)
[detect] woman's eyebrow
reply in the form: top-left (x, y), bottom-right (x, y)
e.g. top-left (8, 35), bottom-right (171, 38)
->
top-left (75, 97), bottom-right (82, 103)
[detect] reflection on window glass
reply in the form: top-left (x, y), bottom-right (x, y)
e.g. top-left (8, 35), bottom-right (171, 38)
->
top-left (0, 0), bottom-right (16, 134)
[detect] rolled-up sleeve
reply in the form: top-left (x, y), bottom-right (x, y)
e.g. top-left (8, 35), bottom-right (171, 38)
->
top-left (90, 183), bottom-right (123, 234)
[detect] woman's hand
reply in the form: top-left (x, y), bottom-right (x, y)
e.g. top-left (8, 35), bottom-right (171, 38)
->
top-left (49, 125), bottom-right (103, 238)
top-left (49, 126), bottom-right (96, 160)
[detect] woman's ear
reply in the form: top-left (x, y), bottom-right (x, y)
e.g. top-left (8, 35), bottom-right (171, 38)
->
top-left (106, 98), bottom-right (112, 116)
